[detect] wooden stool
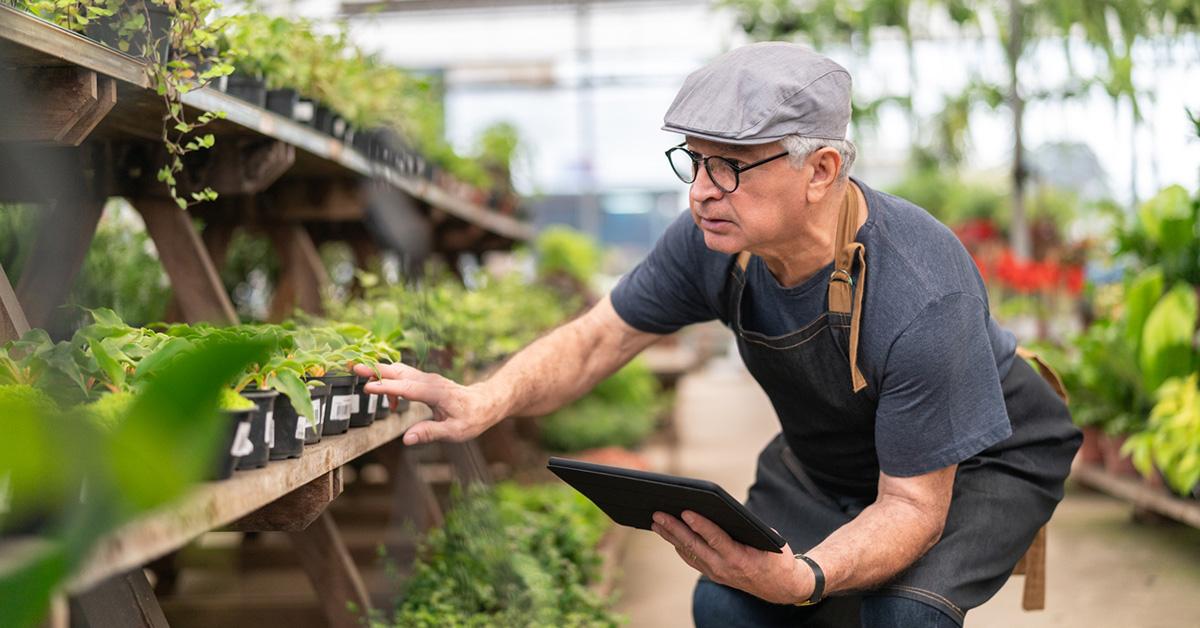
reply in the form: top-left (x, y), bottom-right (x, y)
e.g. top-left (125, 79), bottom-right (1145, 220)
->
top-left (1008, 347), bottom-right (1065, 612)
top-left (1010, 525), bottom-right (1047, 610)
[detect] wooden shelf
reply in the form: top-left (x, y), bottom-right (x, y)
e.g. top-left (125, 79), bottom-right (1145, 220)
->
top-left (0, 403), bottom-right (432, 595)
top-left (1071, 462), bottom-right (1200, 529)
top-left (0, 5), bottom-right (533, 242)
top-left (67, 404), bottom-right (432, 593)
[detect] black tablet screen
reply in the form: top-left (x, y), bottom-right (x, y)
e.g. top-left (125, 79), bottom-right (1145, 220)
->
top-left (547, 457), bottom-right (786, 553)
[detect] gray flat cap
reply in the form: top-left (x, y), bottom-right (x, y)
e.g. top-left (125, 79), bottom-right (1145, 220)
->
top-left (663, 42), bottom-right (852, 145)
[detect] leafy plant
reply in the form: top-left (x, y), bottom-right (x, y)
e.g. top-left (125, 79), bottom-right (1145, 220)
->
top-left (21, 0), bottom-right (113, 33)
top-left (218, 387), bottom-right (254, 411)
top-left (540, 359), bottom-right (666, 453)
top-left (373, 482), bottom-right (618, 628)
top-left (1, 335), bottom-right (270, 628)
top-left (1123, 373), bottom-right (1200, 496)
top-left (535, 227), bottom-right (601, 291)
top-left (79, 390), bottom-right (134, 432)
top-left (66, 203), bottom-right (171, 327)
top-left (1114, 185), bottom-right (1200, 287)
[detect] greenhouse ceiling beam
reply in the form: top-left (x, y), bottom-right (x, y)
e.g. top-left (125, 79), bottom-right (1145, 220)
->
top-left (340, 0), bottom-right (695, 16)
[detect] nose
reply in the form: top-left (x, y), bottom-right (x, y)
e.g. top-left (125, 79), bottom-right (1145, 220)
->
top-left (689, 162), bottom-right (725, 205)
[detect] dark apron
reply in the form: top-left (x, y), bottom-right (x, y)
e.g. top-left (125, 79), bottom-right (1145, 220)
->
top-left (727, 184), bottom-right (1081, 625)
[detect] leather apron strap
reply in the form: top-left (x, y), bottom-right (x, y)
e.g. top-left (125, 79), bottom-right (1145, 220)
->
top-left (734, 184), bottom-right (869, 393)
top-left (1015, 346), bottom-right (1070, 404)
top-left (828, 184), bottom-right (868, 392)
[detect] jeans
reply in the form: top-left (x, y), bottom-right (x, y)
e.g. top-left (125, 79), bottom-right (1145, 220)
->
top-left (692, 578), bottom-right (962, 628)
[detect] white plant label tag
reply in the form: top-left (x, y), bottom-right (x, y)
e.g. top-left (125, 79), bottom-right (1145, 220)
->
top-left (331, 395), bottom-right (355, 421)
top-left (382, 395), bottom-right (390, 409)
top-left (352, 394), bottom-right (362, 413)
top-left (368, 394), bottom-right (379, 413)
top-left (298, 399), bottom-right (322, 438)
top-left (231, 421), bottom-right (254, 457)
top-left (265, 411), bottom-right (275, 448)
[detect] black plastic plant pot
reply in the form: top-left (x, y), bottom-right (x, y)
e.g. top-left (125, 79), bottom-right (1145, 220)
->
top-left (237, 389), bottom-right (279, 470)
top-left (380, 395), bottom-right (410, 419)
top-left (85, 3), bottom-right (171, 63)
top-left (270, 383), bottom-right (324, 460)
top-left (265, 88), bottom-right (299, 117)
top-left (321, 374), bottom-right (358, 436)
top-left (351, 129), bottom-right (372, 154)
top-left (313, 105), bottom-right (336, 134)
top-left (212, 409), bottom-right (254, 481)
top-left (331, 115), bottom-right (348, 140)
top-left (348, 378), bottom-right (375, 428)
top-left (225, 74), bottom-right (267, 108)
top-left (302, 380), bottom-right (331, 445)
top-left (234, 393), bottom-right (272, 470)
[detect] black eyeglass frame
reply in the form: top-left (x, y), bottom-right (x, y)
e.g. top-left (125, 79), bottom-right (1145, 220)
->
top-left (665, 142), bottom-right (790, 193)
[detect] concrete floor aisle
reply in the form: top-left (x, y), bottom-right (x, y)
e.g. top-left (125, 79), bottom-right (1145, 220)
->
top-left (615, 357), bottom-right (1200, 627)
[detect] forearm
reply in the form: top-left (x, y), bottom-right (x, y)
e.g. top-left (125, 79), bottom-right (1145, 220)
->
top-left (804, 496), bottom-right (945, 596)
top-left (476, 296), bottom-right (659, 419)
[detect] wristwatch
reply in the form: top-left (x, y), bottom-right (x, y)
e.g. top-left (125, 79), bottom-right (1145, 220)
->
top-left (793, 553), bottom-right (825, 606)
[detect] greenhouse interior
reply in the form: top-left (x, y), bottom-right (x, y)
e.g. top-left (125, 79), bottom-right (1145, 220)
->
top-left (0, 0), bottom-right (1198, 626)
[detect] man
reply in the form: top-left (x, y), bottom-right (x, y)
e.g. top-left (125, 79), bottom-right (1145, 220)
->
top-left (356, 43), bottom-right (1081, 627)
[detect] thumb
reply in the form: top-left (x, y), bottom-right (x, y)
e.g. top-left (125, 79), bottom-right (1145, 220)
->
top-left (402, 418), bottom-right (458, 445)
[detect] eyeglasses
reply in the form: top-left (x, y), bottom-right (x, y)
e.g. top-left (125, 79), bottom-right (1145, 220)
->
top-left (665, 142), bottom-right (789, 193)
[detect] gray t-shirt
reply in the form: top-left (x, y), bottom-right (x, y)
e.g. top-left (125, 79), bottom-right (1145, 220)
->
top-left (611, 179), bottom-right (1016, 477)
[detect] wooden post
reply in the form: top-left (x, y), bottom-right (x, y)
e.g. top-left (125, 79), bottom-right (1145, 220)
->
top-left (268, 224), bottom-right (330, 321)
top-left (132, 197), bottom-right (237, 324)
top-left (1021, 525), bottom-right (1046, 611)
top-left (68, 568), bottom-right (169, 628)
top-left (15, 197), bottom-right (105, 329)
top-left (163, 219), bottom-right (236, 323)
top-left (0, 262), bottom-right (30, 342)
top-left (286, 511), bottom-right (372, 628)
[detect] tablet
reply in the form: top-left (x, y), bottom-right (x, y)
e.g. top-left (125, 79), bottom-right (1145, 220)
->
top-left (547, 457), bottom-right (786, 553)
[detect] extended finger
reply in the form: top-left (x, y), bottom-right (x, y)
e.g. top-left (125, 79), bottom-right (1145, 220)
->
top-left (364, 378), bottom-right (446, 407)
top-left (353, 361), bottom-right (429, 381)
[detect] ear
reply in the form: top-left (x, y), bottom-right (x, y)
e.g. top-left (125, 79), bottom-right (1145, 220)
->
top-left (804, 147), bottom-right (843, 204)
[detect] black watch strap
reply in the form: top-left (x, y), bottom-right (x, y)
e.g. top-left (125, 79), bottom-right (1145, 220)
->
top-left (793, 553), bottom-right (825, 606)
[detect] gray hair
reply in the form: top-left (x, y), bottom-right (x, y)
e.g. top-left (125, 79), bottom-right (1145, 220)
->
top-left (780, 135), bottom-right (857, 180)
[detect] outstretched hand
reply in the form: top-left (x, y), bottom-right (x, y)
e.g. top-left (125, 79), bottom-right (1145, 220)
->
top-left (352, 362), bottom-right (505, 446)
top-left (651, 510), bottom-right (812, 605)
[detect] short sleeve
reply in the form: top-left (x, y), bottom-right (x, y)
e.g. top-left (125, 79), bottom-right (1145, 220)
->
top-left (874, 292), bottom-right (1013, 477)
top-left (610, 212), bottom-right (721, 334)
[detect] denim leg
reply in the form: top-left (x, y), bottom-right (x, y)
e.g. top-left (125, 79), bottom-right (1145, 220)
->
top-left (693, 578), bottom-right (861, 628)
top-left (860, 595), bottom-right (961, 628)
